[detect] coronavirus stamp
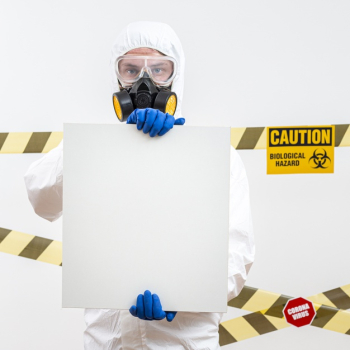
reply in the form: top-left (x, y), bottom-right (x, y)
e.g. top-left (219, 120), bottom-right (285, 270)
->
top-left (283, 297), bottom-right (316, 327)
top-left (267, 125), bottom-right (335, 174)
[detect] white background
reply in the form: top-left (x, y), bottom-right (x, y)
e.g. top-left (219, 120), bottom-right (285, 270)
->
top-left (0, 0), bottom-right (349, 349)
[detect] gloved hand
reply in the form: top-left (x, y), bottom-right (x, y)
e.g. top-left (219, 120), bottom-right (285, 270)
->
top-left (129, 290), bottom-right (177, 322)
top-left (126, 108), bottom-right (185, 137)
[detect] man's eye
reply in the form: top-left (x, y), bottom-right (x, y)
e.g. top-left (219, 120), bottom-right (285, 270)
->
top-left (127, 69), bottom-right (138, 75)
top-left (152, 68), bottom-right (162, 74)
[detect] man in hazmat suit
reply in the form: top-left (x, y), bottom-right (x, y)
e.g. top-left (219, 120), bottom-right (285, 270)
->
top-left (24, 21), bottom-right (255, 349)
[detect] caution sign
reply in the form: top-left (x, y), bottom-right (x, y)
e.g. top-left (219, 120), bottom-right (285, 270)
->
top-left (267, 126), bottom-right (335, 174)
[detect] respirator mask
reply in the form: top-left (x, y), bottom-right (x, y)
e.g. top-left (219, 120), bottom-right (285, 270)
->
top-left (112, 55), bottom-right (178, 122)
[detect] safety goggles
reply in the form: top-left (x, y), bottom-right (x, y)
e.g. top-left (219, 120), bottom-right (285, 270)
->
top-left (115, 55), bottom-right (177, 87)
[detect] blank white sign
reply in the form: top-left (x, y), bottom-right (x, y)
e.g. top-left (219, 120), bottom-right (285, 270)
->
top-left (62, 124), bottom-right (230, 312)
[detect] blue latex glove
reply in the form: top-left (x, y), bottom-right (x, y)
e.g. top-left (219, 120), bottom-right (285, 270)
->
top-left (126, 108), bottom-right (185, 137)
top-left (129, 290), bottom-right (177, 322)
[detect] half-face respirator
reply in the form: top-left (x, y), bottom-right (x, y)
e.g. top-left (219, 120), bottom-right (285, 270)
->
top-left (112, 55), bottom-right (177, 122)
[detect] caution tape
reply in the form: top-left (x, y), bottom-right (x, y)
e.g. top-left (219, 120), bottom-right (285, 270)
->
top-left (219, 285), bottom-right (350, 346)
top-left (0, 132), bottom-right (62, 154)
top-left (230, 124), bottom-right (350, 149)
top-left (0, 227), bottom-right (62, 266)
top-left (228, 284), bottom-right (350, 312)
top-left (0, 125), bottom-right (349, 153)
top-left (1, 227), bottom-right (349, 343)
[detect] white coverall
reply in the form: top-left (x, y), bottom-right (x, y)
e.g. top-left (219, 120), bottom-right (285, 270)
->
top-left (24, 21), bottom-right (255, 350)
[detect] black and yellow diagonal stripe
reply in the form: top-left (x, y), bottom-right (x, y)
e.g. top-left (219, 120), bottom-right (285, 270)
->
top-left (219, 284), bottom-right (350, 346)
top-left (220, 304), bottom-right (350, 345)
top-left (0, 125), bottom-right (349, 153)
top-left (0, 227), bottom-right (62, 265)
top-left (227, 284), bottom-right (350, 314)
top-left (219, 311), bottom-right (288, 345)
top-left (230, 124), bottom-right (350, 149)
top-left (0, 132), bottom-right (62, 153)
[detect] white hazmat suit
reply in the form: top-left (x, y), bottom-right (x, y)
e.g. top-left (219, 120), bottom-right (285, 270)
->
top-left (24, 21), bottom-right (255, 350)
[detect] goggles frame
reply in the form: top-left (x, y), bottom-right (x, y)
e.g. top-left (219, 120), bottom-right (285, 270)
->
top-left (115, 55), bottom-right (177, 87)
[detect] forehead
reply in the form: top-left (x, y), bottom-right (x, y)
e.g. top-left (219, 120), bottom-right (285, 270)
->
top-left (126, 47), bottom-right (164, 56)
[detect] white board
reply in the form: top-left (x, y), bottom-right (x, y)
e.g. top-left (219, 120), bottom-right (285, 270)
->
top-left (62, 124), bottom-right (230, 312)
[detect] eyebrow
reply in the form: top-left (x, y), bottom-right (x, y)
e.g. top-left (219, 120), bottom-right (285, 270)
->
top-left (149, 62), bottom-right (170, 68)
top-left (120, 63), bottom-right (141, 69)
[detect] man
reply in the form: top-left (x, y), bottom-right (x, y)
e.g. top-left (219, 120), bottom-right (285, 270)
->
top-left (25, 21), bottom-right (255, 349)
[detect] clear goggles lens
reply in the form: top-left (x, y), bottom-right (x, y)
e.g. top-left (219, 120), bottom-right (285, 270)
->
top-left (116, 55), bottom-right (177, 86)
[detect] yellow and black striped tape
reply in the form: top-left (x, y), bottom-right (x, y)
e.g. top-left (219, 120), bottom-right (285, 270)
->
top-left (0, 227), bottom-right (62, 266)
top-left (219, 285), bottom-right (350, 345)
top-left (0, 125), bottom-right (349, 153)
top-left (0, 132), bottom-right (62, 154)
top-left (228, 284), bottom-right (350, 313)
top-left (230, 124), bottom-right (350, 149)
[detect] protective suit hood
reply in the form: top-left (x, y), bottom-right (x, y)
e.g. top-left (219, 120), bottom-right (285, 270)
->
top-left (111, 21), bottom-right (185, 119)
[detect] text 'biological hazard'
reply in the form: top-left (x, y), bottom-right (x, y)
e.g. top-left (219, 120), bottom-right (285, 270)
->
top-left (267, 126), bottom-right (335, 174)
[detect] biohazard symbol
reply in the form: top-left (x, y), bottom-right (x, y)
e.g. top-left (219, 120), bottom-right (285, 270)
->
top-left (308, 148), bottom-right (331, 169)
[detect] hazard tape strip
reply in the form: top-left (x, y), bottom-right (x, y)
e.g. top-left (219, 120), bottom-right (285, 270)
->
top-left (0, 227), bottom-right (62, 266)
top-left (0, 125), bottom-right (349, 153)
top-left (0, 132), bottom-right (63, 154)
top-left (219, 303), bottom-right (350, 345)
top-left (230, 124), bottom-right (350, 149)
top-left (228, 285), bottom-right (350, 312)
top-left (219, 285), bottom-right (350, 346)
